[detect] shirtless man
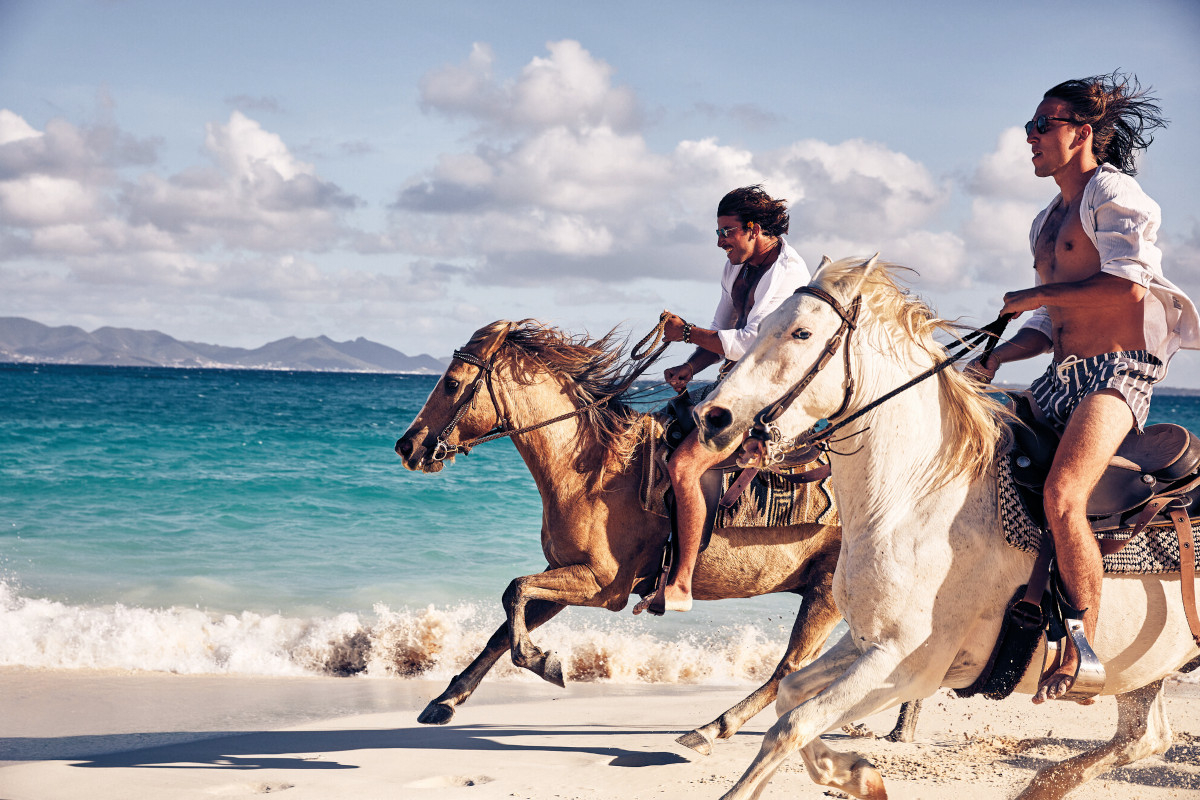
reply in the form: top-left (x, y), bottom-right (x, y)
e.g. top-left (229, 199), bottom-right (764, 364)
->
top-left (969, 73), bottom-right (1199, 703)
top-left (633, 186), bottom-right (809, 615)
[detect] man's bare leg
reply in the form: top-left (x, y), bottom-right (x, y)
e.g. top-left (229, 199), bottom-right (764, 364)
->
top-left (633, 429), bottom-right (740, 614)
top-left (1035, 389), bottom-right (1134, 703)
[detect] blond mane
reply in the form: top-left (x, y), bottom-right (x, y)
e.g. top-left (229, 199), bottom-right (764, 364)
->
top-left (469, 319), bottom-right (648, 482)
top-left (814, 258), bottom-right (1011, 486)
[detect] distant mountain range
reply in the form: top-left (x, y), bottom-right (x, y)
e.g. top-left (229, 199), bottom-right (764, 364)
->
top-left (0, 317), bottom-right (449, 374)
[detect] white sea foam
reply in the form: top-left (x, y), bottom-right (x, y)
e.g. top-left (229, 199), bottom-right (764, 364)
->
top-left (6, 581), bottom-right (1195, 687)
top-left (0, 581), bottom-right (793, 683)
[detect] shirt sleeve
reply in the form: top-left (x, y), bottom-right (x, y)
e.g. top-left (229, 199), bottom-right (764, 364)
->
top-left (1089, 174), bottom-right (1163, 288)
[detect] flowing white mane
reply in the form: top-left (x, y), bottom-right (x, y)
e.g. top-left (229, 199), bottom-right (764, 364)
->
top-left (813, 256), bottom-right (1012, 486)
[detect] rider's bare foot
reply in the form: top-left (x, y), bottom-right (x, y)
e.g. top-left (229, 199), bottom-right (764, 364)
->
top-left (1032, 646), bottom-right (1097, 705)
top-left (632, 584), bottom-right (692, 615)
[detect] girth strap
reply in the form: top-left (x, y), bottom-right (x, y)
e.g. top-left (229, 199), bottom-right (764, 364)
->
top-left (1172, 506), bottom-right (1200, 647)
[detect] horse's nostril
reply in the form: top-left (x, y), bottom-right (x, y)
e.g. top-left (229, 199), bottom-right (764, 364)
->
top-left (396, 437), bottom-right (411, 457)
top-left (705, 406), bottom-right (733, 431)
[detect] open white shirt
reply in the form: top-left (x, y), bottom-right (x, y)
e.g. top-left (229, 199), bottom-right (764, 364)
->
top-left (1020, 163), bottom-right (1200, 365)
top-left (710, 237), bottom-right (810, 361)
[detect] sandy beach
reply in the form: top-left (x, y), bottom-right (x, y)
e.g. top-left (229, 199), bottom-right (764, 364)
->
top-left (2, 668), bottom-right (1198, 800)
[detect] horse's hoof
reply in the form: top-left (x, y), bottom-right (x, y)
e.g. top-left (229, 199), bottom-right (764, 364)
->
top-left (676, 729), bottom-right (714, 756)
top-left (542, 651), bottom-right (566, 688)
top-left (417, 701), bottom-right (456, 725)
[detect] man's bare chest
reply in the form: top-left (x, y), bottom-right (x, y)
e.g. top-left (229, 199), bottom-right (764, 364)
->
top-left (1033, 200), bottom-right (1100, 286)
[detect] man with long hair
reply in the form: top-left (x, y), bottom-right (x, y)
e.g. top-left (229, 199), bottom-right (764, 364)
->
top-left (633, 185), bottom-right (810, 615)
top-left (970, 73), bottom-right (1199, 702)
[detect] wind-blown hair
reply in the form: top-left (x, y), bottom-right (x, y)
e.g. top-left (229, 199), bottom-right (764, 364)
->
top-left (1045, 72), bottom-right (1167, 176)
top-left (717, 185), bottom-right (790, 237)
top-left (815, 258), bottom-right (1012, 488)
top-left (468, 319), bottom-right (648, 483)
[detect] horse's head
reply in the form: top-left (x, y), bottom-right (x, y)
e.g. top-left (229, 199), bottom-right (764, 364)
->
top-left (696, 255), bottom-right (888, 456)
top-left (395, 320), bottom-right (515, 473)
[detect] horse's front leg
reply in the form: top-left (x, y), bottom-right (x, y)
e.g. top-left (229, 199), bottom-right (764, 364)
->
top-left (679, 564), bottom-right (843, 755)
top-left (503, 563), bottom-right (606, 686)
top-left (418, 599), bottom-right (565, 724)
top-left (721, 642), bottom-right (915, 800)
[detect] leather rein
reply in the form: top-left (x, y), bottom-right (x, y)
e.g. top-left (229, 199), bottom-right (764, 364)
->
top-left (429, 319), bottom-right (671, 463)
top-left (746, 286), bottom-right (1012, 467)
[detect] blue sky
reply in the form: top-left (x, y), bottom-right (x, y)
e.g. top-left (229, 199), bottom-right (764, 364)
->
top-left (2, 0), bottom-right (1198, 387)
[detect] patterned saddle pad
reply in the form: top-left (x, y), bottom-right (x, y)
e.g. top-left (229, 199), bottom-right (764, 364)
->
top-left (638, 416), bottom-right (838, 530)
top-left (997, 455), bottom-right (1200, 575)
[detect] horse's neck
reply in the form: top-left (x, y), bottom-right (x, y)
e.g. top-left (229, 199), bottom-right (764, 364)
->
top-left (495, 369), bottom-right (615, 500)
top-left (830, 355), bottom-right (959, 537)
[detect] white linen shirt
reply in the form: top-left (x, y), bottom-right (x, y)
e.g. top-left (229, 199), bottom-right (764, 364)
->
top-left (710, 236), bottom-right (810, 361)
top-left (1020, 163), bottom-right (1200, 365)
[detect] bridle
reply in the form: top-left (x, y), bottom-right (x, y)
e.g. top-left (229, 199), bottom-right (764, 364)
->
top-left (429, 346), bottom-right (509, 463)
top-left (428, 317), bottom-right (672, 463)
top-left (746, 286), bottom-right (1012, 467)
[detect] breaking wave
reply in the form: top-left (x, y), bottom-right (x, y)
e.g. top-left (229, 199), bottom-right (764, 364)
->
top-left (0, 580), bottom-right (801, 683)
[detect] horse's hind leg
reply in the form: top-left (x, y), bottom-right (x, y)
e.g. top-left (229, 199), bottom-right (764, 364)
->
top-left (418, 600), bottom-right (565, 724)
top-left (679, 575), bottom-right (843, 755)
top-left (1015, 678), bottom-right (1172, 800)
top-left (883, 697), bottom-right (922, 742)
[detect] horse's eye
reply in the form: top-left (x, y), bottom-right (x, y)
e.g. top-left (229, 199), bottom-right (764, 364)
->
top-left (792, 329), bottom-right (811, 340)
top-left (444, 378), bottom-right (460, 393)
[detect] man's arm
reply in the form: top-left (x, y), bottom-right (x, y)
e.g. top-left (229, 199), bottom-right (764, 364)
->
top-left (662, 314), bottom-right (724, 392)
top-left (967, 327), bottom-right (1052, 383)
top-left (1001, 271), bottom-right (1147, 316)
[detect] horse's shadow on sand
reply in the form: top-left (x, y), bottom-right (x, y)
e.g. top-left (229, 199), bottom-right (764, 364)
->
top-left (7, 724), bottom-right (692, 771)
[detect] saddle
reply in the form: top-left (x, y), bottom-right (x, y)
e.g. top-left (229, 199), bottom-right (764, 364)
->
top-left (959, 392), bottom-right (1200, 701)
top-left (1007, 392), bottom-right (1200, 541)
top-left (635, 390), bottom-right (833, 607)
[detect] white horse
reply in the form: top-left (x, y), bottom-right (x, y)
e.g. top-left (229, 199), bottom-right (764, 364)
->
top-left (695, 256), bottom-right (1200, 800)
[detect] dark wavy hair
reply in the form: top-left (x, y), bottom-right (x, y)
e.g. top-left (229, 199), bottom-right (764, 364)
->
top-left (1044, 72), bottom-right (1167, 176)
top-left (716, 185), bottom-right (790, 236)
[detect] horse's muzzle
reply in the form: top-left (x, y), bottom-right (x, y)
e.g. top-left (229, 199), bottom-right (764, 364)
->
top-left (395, 431), bottom-right (447, 473)
top-left (694, 401), bottom-right (739, 452)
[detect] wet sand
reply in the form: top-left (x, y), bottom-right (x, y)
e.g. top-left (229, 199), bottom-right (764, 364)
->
top-left (1, 668), bottom-right (1198, 799)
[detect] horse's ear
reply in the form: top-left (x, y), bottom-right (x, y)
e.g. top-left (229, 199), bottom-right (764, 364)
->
top-left (811, 255), bottom-right (834, 282)
top-left (847, 253), bottom-right (884, 297)
top-left (468, 320), bottom-right (516, 359)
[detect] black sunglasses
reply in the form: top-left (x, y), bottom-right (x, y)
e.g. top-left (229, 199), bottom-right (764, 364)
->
top-left (1024, 115), bottom-right (1075, 136)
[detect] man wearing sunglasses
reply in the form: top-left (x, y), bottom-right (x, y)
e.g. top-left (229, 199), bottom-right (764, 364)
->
top-left (633, 185), bottom-right (809, 615)
top-left (968, 73), bottom-right (1199, 704)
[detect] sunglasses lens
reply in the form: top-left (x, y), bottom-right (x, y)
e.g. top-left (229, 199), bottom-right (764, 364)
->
top-left (1024, 116), bottom-right (1052, 135)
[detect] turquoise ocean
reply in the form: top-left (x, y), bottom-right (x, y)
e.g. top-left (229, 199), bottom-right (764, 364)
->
top-left (3, 363), bottom-right (1199, 686)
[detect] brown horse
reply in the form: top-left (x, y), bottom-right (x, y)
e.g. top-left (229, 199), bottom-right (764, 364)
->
top-left (395, 319), bottom-right (917, 753)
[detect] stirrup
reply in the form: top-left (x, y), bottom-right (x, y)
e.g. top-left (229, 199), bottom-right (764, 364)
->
top-left (1060, 617), bottom-right (1106, 701)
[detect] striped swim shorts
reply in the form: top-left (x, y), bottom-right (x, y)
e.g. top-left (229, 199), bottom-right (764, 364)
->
top-left (1028, 350), bottom-right (1165, 434)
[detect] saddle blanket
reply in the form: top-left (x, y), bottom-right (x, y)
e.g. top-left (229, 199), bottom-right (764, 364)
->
top-left (714, 461), bottom-right (838, 529)
top-left (997, 455), bottom-right (1200, 575)
top-left (639, 417), bottom-right (838, 530)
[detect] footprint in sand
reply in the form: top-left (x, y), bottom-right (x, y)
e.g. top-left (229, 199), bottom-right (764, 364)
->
top-left (207, 782), bottom-right (295, 795)
top-left (403, 775), bottom-right (495, 789)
